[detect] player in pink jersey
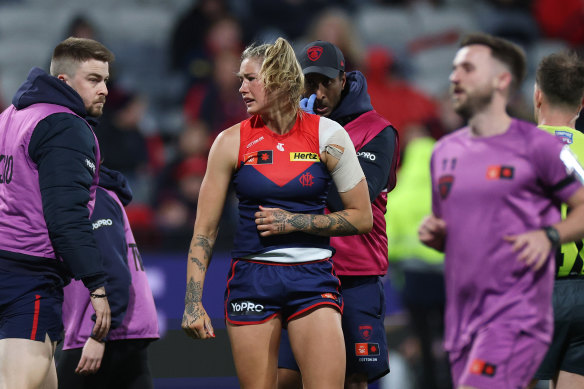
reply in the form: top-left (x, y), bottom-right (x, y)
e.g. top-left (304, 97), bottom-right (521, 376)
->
top-left (181, 37), bottom-right (372, 389)
top-left (419, 33), bottom-right (584, 389)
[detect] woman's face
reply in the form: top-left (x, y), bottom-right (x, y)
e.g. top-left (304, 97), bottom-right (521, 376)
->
top-left (238, 57), bottom-right (268, 115)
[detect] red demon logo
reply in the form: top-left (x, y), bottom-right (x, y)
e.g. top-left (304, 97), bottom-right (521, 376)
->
top-left (307, 46), bottom-right (323, 61)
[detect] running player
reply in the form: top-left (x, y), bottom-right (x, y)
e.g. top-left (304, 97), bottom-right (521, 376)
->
top-left (419, 33), bottom-right (584, 389)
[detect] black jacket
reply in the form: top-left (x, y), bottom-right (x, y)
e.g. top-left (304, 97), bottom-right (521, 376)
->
top-left (1, 67), bottom-right (106, 289)
top-left (90, 166), bottom-right (133, 328)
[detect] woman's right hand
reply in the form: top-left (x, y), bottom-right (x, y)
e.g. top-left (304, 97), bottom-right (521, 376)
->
top-left (182, 303), bottom-right (215, 340)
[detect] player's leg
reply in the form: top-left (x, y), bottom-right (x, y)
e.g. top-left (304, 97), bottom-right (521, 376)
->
top-left (41, 346), bottom-right (58, 389)
top-left (227, 316), bottom-right (283, 389)
top-left (288, 306), bottom-right (345, 389)
top-left (553, 370), bottom-right (584, 389)
top-left (0, 335), bottom-right (56, 389)
top-left (277, 328), bottom-right (302, 389)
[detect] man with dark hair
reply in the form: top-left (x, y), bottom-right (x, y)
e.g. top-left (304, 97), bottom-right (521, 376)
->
top-left (278, 40), bottom-right (399, 389)
top-left (528, 51), bottom-right (584, 389)
top-left (419, 33), bottom-right (584, 388)
top-left (0, 37), bottom-right (114, 388)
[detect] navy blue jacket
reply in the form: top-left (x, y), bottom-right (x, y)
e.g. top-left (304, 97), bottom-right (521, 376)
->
top-left (91, 166), bottom-right (132, 328)
top-left (0, 67), bottom-right (106, 289)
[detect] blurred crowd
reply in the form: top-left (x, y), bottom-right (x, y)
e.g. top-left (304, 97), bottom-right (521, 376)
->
top-left (0, 1), bottom-right (582, 388)
top-left (0, 0), bottom-right (580, 254)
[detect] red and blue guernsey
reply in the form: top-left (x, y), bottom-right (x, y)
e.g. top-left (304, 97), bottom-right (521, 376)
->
top-left (232, 112), bottom-right (344, 263)
top-left (431, 119), bottom-right (583, 353)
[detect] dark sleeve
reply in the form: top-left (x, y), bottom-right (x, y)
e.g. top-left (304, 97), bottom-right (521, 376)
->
top-left (28, 113), bottom-right (106, 290)
top-left (90, 188), bottom-right (131, 329)
top-left (327, 125), bottom-right (399, 211)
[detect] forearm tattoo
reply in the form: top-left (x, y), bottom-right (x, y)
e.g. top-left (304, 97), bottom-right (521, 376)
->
top-left (184, 277), bottom-right (203, 322)
top-left (188, 235), bottom-right (215, 272)
top-left (285, 210), bottom-right (358, 236)
top-left (195, 234), bottom-right (213, 260)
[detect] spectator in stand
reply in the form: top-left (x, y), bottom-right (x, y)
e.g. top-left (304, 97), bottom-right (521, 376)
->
top-left (364, 46), bottom-right (439, 147)
top-left (183, 49), bottom-right (249, 139)
top-left (301, 8), bottom-right (365, 71)
top-left (169, 0), bottom-right (236, 88)
top-left (153, 121), bottom-right (212, 249)
top-left (63, 14), bottom-right (100, 41)
top-left (533, 0), bottom-right (584, 48)
top-left (96, 89), bottom-right (155, 204)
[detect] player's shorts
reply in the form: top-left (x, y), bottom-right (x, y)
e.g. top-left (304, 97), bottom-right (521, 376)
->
top-left (0, 269), bottom-right (64, 342)
top-left (224, 258), bottom-right (342, 325)
top-left (279, 275), bottom-right (389, 382)
top-left (449, 321), bottom-right (548, 389)
top-left (534, 277), bottom-right (584, 379)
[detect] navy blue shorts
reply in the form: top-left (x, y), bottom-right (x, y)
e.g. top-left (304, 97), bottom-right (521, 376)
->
top-left (279, 275), bottom-right (389, 382)
top-left (0, 269), bottom-right (64, 342)
top-left (224, 258), bottom-right (342, 325)
top-left (534, 278), bottom-right (584, 379)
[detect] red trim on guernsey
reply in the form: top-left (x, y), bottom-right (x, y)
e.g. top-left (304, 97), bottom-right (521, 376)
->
top-left (30, 294), bottom-right (41, 340)
top-left (288, 301), bottom-right (343, 321)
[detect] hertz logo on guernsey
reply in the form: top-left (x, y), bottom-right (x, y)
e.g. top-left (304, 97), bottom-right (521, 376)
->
top-left (290, 152), bottom-right (320, 162)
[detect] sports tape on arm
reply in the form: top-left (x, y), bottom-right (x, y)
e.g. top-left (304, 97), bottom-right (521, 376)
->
top-left (319, 118), bottom-right (364, 192)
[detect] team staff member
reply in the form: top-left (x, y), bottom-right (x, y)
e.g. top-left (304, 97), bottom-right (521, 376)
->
top-left (57, 166), bottom-right (160, 388)
top-left (419, 33), bottom-right (584, 389)
top-left (0, 37), bottom-right (113, 389)
top-left (278, 40), bottom-right (399, 389)
top-left (181, 37), bottom-right (373, 389)
top-left (528, 51), bottom-right (584, 389)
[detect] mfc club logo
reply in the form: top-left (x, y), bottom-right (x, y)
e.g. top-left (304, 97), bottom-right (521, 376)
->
top-left (307, 46), bottom-right (323, 61)
top-left (299, 172), bottom-right (314, 187)
top-left (359, 325), bottom-right (373, 341)
top-left (438, 174), bottom-right (454, 199)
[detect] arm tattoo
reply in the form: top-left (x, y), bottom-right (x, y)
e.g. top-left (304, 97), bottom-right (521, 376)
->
top-left (289, 214), bottom-right (310, 230)
top-left (190, 256), bottom-right (206, 272)
top-left (184, 278), bottom-right (203, 322)
top-left (327, 211), bottom-right (359, 235)
top-left (288, 211), bottom-right (358, 236)
top-left (188, 235), bottom-right (214, 272)
top-left (195, 234), bottom-right (213, 261)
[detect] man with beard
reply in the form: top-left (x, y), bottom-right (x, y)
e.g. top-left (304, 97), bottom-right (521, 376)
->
top-left (277, 40), bottom-right (399, 389)
top-left (0, 37), bottom-right (113, 388)
top-left (418, 33), bottom-right (584, 389)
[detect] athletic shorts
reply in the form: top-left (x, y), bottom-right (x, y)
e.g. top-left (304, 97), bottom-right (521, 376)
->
top-left (279, 275), bottom-right (389, 382)
top-left (534, 278), bottom-right (584, 379)
top-left (449, 322), bottom-right (548, 389)
top-left (0, 269), bottom-right (63, 342)
top-left (224, 258), bottom-right (342, 325)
